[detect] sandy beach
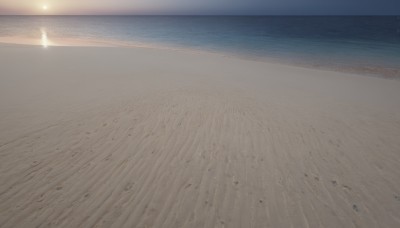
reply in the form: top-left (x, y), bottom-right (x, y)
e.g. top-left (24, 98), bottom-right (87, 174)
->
top-left (1, 44), bottom-right (400, 227)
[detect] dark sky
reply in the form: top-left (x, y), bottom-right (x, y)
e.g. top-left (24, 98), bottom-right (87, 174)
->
top-left (1, 0), bottom-right (400, 15)
top-left (154, 0), bottom-right (400, 15)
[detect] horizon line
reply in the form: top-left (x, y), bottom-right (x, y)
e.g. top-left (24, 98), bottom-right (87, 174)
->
top-left (1, 14), bottom-right (400, 16)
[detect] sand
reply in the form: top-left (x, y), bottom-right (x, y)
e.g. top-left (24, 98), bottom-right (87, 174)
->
top-left (0, 44), bottom-right (400, 228)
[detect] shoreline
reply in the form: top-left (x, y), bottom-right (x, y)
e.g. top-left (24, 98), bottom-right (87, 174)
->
top-left (1, 36), bottom-right (399, 79)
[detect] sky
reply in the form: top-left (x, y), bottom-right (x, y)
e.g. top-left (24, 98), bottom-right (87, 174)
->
top-left (0, 0), bottom-right (399, 15)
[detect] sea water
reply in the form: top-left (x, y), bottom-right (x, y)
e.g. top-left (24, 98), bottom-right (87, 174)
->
top-left (1, 16), bottom-right (399, 76)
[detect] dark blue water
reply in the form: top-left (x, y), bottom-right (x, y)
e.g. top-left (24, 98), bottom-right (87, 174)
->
top-left (1, 16), bottom-right (400, 76)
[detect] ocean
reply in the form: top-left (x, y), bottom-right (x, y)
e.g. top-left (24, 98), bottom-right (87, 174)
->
top-left (1, 16), bottom-right (400, 77)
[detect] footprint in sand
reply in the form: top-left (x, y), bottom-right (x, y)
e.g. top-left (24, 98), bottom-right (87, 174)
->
top-left (124, 182), bottom-right (134, 191)
top-left (342, 185), bottom-right (352, 191)
top-left (184, 183), bottom-right (192, 189)
top-left (31, 161), bottom-right (39, 167)
top-left (104, 154), bottom-right (112, 161)
top-left (36, 193), bottom-right (45, 202)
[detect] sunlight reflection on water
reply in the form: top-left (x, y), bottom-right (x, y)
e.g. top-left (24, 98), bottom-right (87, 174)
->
top-left (41, 28), bottom-right (49, 48)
